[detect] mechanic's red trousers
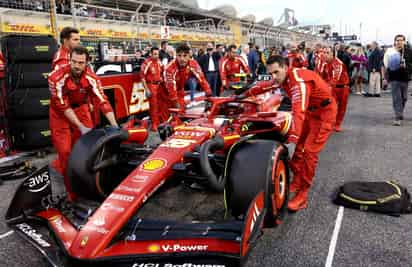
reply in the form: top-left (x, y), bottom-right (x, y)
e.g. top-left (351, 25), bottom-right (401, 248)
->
top-left (288, 99), bottom-right (337, 190)
top-left (333, 86), bottom-right (350, 128)
top-left (50, 104), bottom-right (94, 200)
top-left (147, 83), bottom-right (162, 130)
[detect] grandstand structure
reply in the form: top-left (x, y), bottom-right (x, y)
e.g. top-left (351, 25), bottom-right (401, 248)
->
top-left (0, 0), bottom-right (327, 57)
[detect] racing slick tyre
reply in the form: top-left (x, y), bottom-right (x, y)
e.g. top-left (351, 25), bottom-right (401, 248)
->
top-left (67, 128), bottom-right (129, 201)
top-left (9, 63), bottom-right (52, 89)
top-left (225, 140), bottom-right (289, 227)
top-left (8, 88), bottom-right (50, 119)
top-left (2, 35), bottom-right (57, 63)
top-left (10, 119), bottom-right (51, 149)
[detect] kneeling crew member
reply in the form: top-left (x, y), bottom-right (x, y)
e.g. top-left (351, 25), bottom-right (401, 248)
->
top-left (165, 43), bottom-right (212, 109)
top-left (48, 46), bottom-right (118, 201)
top-left (242, 55), bottom-right (337, 211)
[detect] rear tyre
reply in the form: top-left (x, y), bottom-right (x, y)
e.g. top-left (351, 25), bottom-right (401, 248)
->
top-left (225, 140), bottom-right (289, 227)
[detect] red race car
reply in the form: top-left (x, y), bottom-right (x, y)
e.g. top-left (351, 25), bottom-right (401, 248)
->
top-left (6, 82), bottom-right (292, 267)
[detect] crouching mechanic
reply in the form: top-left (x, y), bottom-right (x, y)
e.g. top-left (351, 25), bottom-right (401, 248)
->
top-left (323, 46), bottom-right (350, 132)
top-left (48, 46), bottom-right (118, 201)
top-left (240, 55), bottom-right (337, 211)
top-left (165, 43), bottom-right (212, 110)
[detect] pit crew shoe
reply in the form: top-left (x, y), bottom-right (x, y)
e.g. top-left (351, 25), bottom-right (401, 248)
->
top-left (288, 187), bottom-right (309, 211)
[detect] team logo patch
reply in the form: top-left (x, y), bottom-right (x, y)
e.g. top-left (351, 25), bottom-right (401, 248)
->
top-left (141, 159), bottom-right (166, 171)
top-left (147, 244), bottom-right (160, 252)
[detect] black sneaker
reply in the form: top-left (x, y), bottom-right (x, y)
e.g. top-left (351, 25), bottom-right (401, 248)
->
top-left (375, 94), bottom-right (381, 97)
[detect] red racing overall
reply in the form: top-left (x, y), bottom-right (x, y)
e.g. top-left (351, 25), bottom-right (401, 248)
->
top-left (164, 59), bottom-right (212, 109)
top-left (141, 57), bottom-right (165, 130)
top-left (324, 58), bottom-right (350, 131)
top-left (245, 68), bottom-right (337, 210)
top-left (48, 65), bottom-right (113, 200)
top-left (288, 52), bottom-right (308, 68)
top-left (52, 46), bottom-right (70, 70)
top-left (219, 55), bottom-right (250, 92)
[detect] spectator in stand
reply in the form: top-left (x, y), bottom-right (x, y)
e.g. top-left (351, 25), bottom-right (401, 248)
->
top-left (367, 41), bottom-right (384, 97)
top-left (248, 42), bottom-right (259, 77)
top-left (351, 46), bottom-right (368, 95)
top-left (383, 34), bottom-right (412, 126)
top-left (198, 43), bottom-right (220, 96)
top-left (160, 40), bottom-right (172, 65)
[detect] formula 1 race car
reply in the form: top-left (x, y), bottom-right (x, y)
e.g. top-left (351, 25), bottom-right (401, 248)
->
top-left (6, 85), bottom-right (292, 267)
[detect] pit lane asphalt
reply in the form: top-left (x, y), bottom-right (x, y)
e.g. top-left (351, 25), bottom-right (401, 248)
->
top-left (1, 92), bottom-right (412, 267)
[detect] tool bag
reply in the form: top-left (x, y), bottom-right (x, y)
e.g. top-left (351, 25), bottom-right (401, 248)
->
top-left (333, 181), bottom-right (412, 216)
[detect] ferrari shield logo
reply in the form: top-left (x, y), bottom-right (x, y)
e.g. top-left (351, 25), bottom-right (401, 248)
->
top-left (142, 159), bottom-right (166, 171)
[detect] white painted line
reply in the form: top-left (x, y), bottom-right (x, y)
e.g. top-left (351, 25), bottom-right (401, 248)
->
top-left (0, 230), bottom-right (14, 240)
top-left (325, 206), bottom-right (344, 267)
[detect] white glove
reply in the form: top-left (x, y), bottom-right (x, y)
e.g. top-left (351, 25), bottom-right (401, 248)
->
top-left (79, 125), bottom-right (92, 135)
top-left (285, 142), bottom-right (296, 159)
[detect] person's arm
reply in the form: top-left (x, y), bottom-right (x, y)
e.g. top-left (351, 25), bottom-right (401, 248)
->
top-left (239, 56), bottom-right (251, 74)
top-left (164, 64), bottom-right (179, 107)
top-left (286, 70), bottom-right (311, 144)
top-left (140, 59), bottom-right (152, 98)
top-left (85, 72), bottom-right (117, 127)
top-left (190, 60), bottom-right (212, 96)
top-left (103, 111), bottom-right (118, 127)
top-left (219, 58), bottom-right (228, 88)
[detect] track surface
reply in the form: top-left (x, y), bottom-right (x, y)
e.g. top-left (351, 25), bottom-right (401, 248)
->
top-left (1, 92), bottom-right (412, 267)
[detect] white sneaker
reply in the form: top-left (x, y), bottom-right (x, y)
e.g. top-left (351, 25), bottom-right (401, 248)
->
top-left (392, 120), bottom-right (401, 126)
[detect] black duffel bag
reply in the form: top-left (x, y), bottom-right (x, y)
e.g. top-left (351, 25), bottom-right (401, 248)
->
top-left (333, 181), bottom-right (412, 216)
top-left (2, 35), bottom-right (57, 63)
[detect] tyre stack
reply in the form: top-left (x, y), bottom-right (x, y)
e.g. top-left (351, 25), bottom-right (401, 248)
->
top-left (2, 35), bottom-right (58, 150)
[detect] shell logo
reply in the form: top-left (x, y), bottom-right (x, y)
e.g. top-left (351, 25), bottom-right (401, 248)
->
top-left (142, 159), bottom-right (166, 171)
top-left (80, 236), bottom-right (89, 247)
top-left (148, 244), bottom-right (160, 253)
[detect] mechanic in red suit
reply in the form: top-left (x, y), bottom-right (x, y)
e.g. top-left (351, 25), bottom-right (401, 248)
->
top-left (164, 43), bottom-right (212, 109)
top-left (52, 27), bottom-right (80, 70)
top-left (313, 45), bottom-right (327, 77)
top-left (287, 43), bottom-right (308, 68)
top-left (323, 47), bottom-right (350, 132)
top-left (140, 47), bottom-right (166, 131)
top-left (240, 55), bottom-right (337, 211)
top-left (219, 44), bottom-right (250, 94)
top-left (48, 46), bottom-right (118, 201)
